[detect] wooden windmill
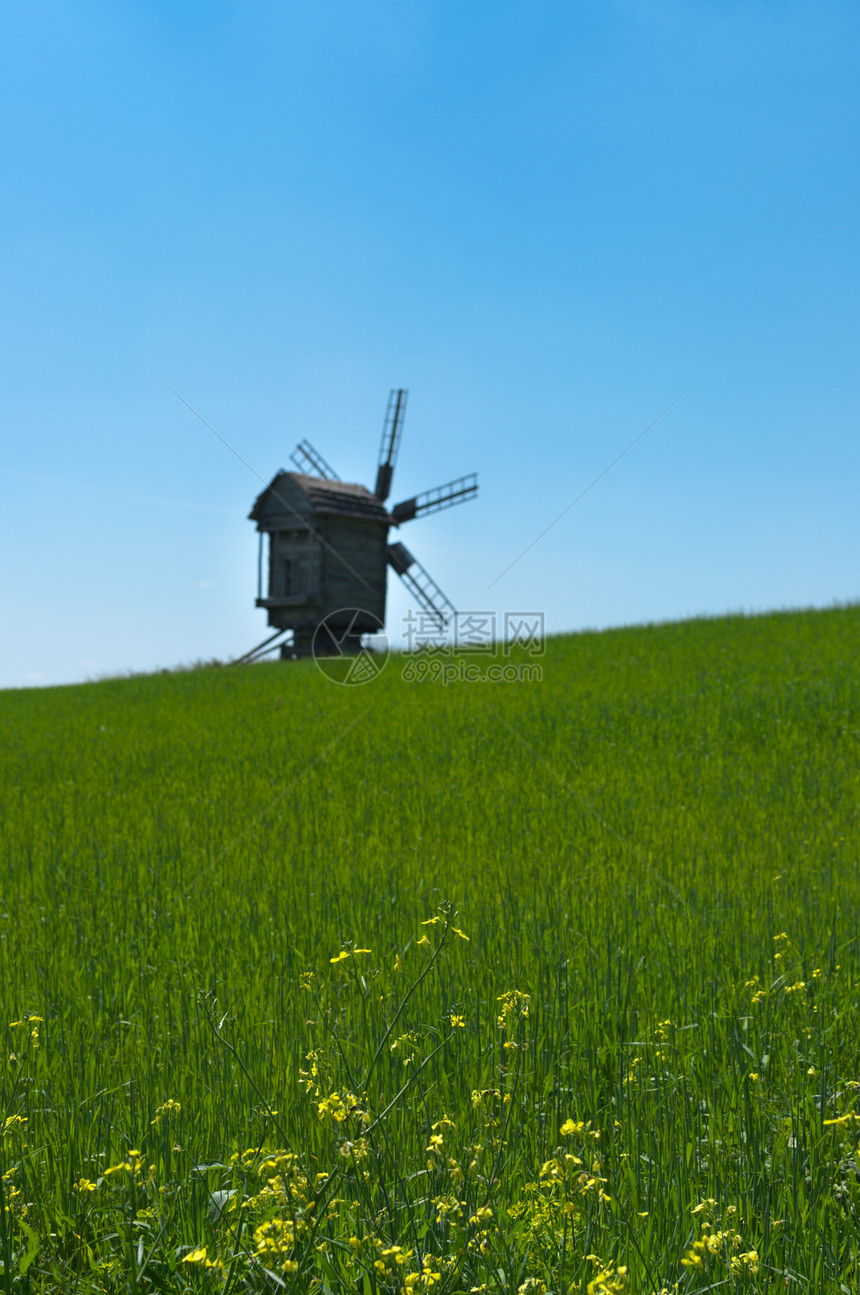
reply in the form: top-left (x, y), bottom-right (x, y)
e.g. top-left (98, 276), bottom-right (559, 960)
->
top-left (238, 391), bottom-right (478, 661)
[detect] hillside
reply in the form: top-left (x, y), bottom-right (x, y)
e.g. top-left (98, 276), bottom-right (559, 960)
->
top-left (1, 604), bottom-right (859, 1291)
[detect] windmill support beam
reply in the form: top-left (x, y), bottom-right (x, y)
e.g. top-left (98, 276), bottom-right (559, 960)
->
top-left (230, 628), bottom-right (292, 666)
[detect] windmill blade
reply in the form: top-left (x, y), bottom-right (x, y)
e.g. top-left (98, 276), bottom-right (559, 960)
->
top-left (390, 473), bottom-right (478, 525)
top-left (387, 542), bottom-right (455, 628)
top-left (374, 388), bottom-right (408, 501)
top-left (290, 439), bottom-right (341, 480)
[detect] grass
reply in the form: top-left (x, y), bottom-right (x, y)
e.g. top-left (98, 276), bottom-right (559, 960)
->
top-left (1, 603), bottom-right (859, 1292)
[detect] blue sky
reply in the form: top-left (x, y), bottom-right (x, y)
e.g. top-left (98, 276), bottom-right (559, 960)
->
top-left (2, 0), bottom-right (858, 687)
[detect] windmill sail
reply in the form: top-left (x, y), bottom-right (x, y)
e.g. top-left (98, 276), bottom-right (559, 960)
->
top-left (387, 542), bottom-right (455, 627)
top-left (290, 440), bottom-right (341, 480)
top-left (390, 473), bottom-right (478, 524)
top-left (374, 388), bottom-right (408, 501)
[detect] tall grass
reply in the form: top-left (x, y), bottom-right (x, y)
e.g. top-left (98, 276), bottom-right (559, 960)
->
top-left (1, 605), bottom-right (859, 1291)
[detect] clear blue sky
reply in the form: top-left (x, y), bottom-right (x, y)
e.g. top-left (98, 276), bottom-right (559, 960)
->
top-left (2, 0), bottom-right (857, 687)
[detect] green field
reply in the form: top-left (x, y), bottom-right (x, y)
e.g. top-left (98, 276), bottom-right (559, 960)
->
top-left (2, 605), bottom-right (859, 1293)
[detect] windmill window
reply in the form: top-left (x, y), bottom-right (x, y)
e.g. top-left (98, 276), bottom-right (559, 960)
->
top-left (283, 555), bottom-right (310, 595)
top-left (276, 530), bottom-right (313, 598)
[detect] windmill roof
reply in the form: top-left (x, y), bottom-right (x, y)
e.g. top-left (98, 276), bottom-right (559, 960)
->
top-left (250, 472), bottom-right (390, 523)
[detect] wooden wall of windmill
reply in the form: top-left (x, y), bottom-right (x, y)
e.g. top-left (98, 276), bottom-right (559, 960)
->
top-left (237, 390), bottom-right (478, 663)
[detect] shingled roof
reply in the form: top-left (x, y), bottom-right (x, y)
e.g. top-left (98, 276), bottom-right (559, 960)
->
top-left (249, 472), bottom-right (390, 524)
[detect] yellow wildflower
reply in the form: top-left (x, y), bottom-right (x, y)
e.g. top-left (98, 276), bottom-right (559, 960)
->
top-left (183, 1246), bottom-right (210, 1265)
top-left (731, 1250), bottom-right (760, 1275)
top-left (182, 1244), bottom-right (225, 1272)
top-left (560, 1118), bottom-right (584, 1136)
top-left (587, 1263), bottom-right (628, 1294)
top-left (151, 1098), bottom-right (181, 1125)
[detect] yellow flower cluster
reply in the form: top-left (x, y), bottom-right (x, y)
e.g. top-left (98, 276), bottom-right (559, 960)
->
top-left (432, 1191), bottom-right (465, 1222)
top-left (496, 989), bottom-right (530, 1029)
top-left (317, 1089), bottom-right (368, 1125)
top-left (104, 1148), bottom-right (151, 1181)
top-left (150, 1098), bottom-right (181, 1125)
top-left (681, 1216), bottom-right (744, 1272)
top-left (2, 1165), bottom-right (24, 1218)
top-left (8, 1015), bottom-right (43, 1050)
top-left (2, 1114), bottom-right (27, 1138)
top-left (299, 1047), bottom-right (327, 1094)
top-left (390, 1030), bottom-right (420, 1066)
top-left (508, 1180), bottom-right (580, 1240)
top-left (373, 1241), bottom-right (412, 1278)
top-left (253, 1217), bottom-right (298, 1272)
top-left (731, 1249), bottom-right (760, 1275)
top-left (403, 1253), bottom-right (443, 1290)
top-left (586, 1259), bottom-right (628, 1294)
top-left (182, 1244), bottom-right (225, 1275)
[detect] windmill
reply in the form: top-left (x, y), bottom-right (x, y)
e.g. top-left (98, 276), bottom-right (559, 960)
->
top-left (237, 390), bottom-right (478, 663)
